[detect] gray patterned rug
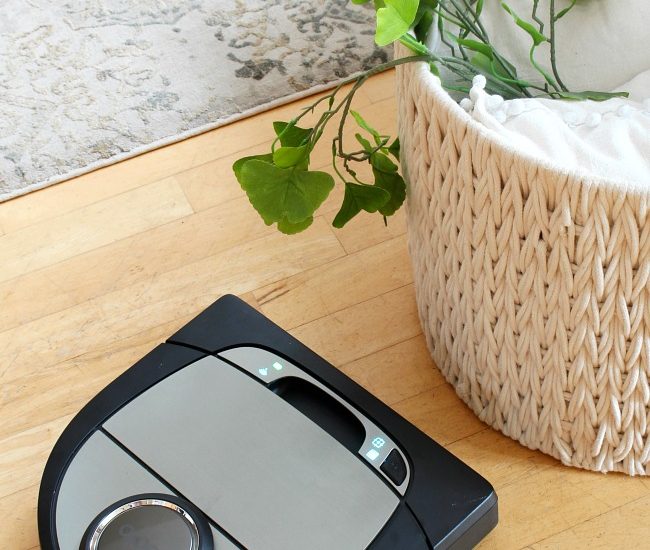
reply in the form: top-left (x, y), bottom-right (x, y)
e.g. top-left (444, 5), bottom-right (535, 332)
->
top-left (0, 0), bottom-right (386, 202)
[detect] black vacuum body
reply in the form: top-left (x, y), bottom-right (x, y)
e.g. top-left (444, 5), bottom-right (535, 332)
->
top-left (38, 295), bottom-right (497, 549)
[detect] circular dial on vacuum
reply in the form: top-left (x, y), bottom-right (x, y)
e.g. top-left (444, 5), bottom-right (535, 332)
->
top-left (82, 494), bottom-right (213, 550)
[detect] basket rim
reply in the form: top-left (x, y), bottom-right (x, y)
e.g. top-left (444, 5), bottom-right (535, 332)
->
top-left (400, 47), bottom-right (650, 197)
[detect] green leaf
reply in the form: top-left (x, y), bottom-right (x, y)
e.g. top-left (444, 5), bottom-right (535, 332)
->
top-left (470, 52), bottom-right (493, 77)
top-left (375, 0), bottom-right (419, 47)
top-left (232, 153), bottom-right (274, 182)
top-left (239, 160), bottom-right (334, 225)
top-left (373, 170), bottom-right (406, 216)
top-left (351, 0), bottom-right (371, 3)
top-left (333, 182), bottom-right (390, 228)
top-left (557, 90), bottom-right (630, 101)
top-left (355, 133), bottom-right (373, 153)
top-left (350, 110), bottom-right (382, 144)
top-left (370, 151), bottom-right (398, 174)
top-left (273, 121), bottom-right (312, 147)
top-left (273, 145), bottom-right (309, 168)
top-left (457, 38), bottom-right (493, 60)
top-left (428, 61), bottom-right (440, 78)
top-left (555, 0), bottom-right (577, 21)
top-left (387, 138), bottom-right (400, 161)
top-left (277, 216), bottom-right (314, 235)
top-left (371, 152), bottom-right (406, 216)
top-left (469, 52), bottom-right (530, 95)
top-left (373, 170), bottom-right (406, 217)
top-left (494, 55), bottom-right (519, 80)
top-left (414, 8), bottom-right (434, 43)
top-left (399, 33), bottom-right (430, 56)
top-left (475, 0), bottom-right (484, 17)
top-left (501, 2), bottom-right (548, 46)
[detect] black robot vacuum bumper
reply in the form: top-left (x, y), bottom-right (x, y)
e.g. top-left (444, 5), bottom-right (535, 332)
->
top-left (38, 294), bottom-right (497, 549)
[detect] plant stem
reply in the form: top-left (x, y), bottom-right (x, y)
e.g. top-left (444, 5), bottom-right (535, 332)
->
top-left (336, 76), bottom-right (368, 159)
top-left (531, 0), bottom-right (544, 34)
top-left (438, 1), bottom-right (522, 93)
top-left (549, 0), bottom-right (568, 92)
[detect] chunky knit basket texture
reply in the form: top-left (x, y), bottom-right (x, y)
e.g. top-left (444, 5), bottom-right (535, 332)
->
top-left (395, 49), bottom-right (650, 475)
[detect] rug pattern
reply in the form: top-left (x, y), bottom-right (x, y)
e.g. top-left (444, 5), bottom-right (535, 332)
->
top-left (0, 0), bottom-right (386, 201)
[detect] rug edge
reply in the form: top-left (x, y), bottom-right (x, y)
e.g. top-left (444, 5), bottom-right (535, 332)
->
top-left (0, 69), bottom-right (384, 204)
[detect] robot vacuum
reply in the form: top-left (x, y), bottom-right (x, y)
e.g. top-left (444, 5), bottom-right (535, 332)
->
top-left (38, 295), bottom-right (497, 549)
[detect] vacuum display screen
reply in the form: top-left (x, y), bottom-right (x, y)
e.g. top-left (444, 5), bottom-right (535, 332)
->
top-left (97, 505), bottom-right (194, 550)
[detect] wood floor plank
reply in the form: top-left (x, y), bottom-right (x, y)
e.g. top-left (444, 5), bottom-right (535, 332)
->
top-left (532, 493), bottom-right (650, 549)
top-left (362, 70), bottom-right (396, 104)
top-left (446, 428), bottom-right (556, 492)
top-left (177, 145), bottom-right (260, 213)
top-left (392, 385), bottom-right (487, 447)
top-left (254, 236), bottom-right (413, 329)
top-left (289, 284), bottom-right (421, 367)
top-left (0, 485), bottom-right (38, 550)
top-left (0, 178), bottom-right (194, 284)
top-left (0, 414), bottom-right (72, 500)
top-left (0, 217), bottom-right (344, 385)
top-left (324, 205), bottom-right (407, 255)
top-left (0, 196), bottom-right (272, 333)
top-left (475, 467), bottom-right (611, 550)
top-left (341, 336), bottom-right (446, 406)
top-left (448, 430), bottom-right (650, 549)
top-left (0, 316), bottom-right (192, 442)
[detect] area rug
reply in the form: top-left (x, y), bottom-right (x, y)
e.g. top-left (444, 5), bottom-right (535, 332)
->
top-left (0, 0), bottom-right (387, 202)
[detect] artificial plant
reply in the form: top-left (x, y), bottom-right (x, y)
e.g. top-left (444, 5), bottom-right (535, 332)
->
top-left (233, 0), bottom-right (627, 234)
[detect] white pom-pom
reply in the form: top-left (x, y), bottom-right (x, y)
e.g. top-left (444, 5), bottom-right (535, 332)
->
top-left (585, 112), bottom-right (602, 128)
top-left (459, 98), bottom-right (473, 112)
top-left (494, 110), bottom-right (507, 124)
top-left (643, 98), bottom-right (650, 111)
top-left (472, 74), bottom-right (487, 89)
top-left (617, 104), bottom-right (633, 118)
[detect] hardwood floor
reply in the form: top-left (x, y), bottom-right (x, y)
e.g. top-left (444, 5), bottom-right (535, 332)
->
top-left (1, 70), bottom-right (649, 549)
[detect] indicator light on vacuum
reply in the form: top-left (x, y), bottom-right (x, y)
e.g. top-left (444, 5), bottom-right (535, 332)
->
top-left (258, 367), bottom-right (268, 376)
top-left (372, 437), bottom-right (386, 449)
top-left (366, 449), bottom-right (380, 461)
top-left (272, 362), bottom-right (284, 371)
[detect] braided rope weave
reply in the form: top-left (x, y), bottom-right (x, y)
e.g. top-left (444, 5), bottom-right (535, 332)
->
top-left (396, 49), bottom-right (650, 475)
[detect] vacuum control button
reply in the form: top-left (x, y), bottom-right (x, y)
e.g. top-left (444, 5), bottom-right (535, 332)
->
top-left (380, 449), bottom-right (407, 485)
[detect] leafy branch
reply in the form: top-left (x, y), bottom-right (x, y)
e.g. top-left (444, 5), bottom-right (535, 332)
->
top-left (233, 0), bottom-right (628, 234)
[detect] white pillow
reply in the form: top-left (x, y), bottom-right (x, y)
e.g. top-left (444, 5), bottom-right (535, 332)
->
top-left (479, 0), bottom-right (650, 100)
top-left (461, 74), bottom-right (650, 190)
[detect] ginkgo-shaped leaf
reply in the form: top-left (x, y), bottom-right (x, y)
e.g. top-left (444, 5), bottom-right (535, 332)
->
top-left (271, 121), bottom-right (312, 169)
top-left (233, 153), bottom-right (274, 181)
top-left (375, 0), bottom-right (419, 47)
top-left (371, 152), bottom-right (406, 217)
top-left (273, 145), bottom-right (310, 168)
top-left (277, 216), bottom-right (314, 235)
top-left (333, 182), bottom-right (390, 228)
top-left (273, 121), bottom-right (312, 147)
top-left (239, 159), bottom-right (334, 225)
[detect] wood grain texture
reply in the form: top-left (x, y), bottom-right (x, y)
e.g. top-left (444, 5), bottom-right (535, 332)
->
top-left (1, 70), bottom-right (648, 549)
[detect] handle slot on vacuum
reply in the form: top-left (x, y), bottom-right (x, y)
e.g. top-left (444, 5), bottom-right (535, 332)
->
top-left (269, 377), bottom-right (366, 453)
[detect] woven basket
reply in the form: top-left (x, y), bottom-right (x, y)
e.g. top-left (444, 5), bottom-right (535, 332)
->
top-left (395, 47), bottom-right (650, 475)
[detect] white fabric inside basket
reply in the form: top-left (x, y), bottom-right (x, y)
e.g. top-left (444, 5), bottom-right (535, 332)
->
top-left (430, 1), bottom-right (650, 189)
top-left (462, 74), bottom-right (650, 190)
